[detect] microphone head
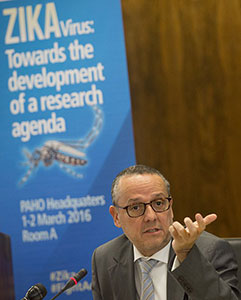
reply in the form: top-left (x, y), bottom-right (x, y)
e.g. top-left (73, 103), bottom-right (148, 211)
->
top-left (59, 268), bottom-right (88, 294)
top-left (74, 268), bottom-right (87, 282)
top-left (25, 283), bottom-right (47, 300)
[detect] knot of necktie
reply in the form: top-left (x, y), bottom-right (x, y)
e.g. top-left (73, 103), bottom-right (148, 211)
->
top-left (138, 258), bottom-right (158, 275)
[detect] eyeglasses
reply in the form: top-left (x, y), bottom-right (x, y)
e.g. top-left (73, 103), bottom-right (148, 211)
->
top-left (114, 197), bottom-right (172, 218)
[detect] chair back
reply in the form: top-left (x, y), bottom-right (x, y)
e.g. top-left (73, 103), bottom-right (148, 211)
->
top-left (225, 238), bottom-right (241, 291)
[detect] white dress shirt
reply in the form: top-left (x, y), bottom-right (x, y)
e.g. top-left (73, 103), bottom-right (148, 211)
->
top-left (134, 241), bottom-right (176, 300)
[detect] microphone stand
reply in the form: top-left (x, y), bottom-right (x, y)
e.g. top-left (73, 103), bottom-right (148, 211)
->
top-left (49, 268), bottom-right (87, 300)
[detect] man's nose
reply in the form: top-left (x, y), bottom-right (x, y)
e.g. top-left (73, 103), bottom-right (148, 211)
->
top-left (143, 203), bottom-right (157, 221)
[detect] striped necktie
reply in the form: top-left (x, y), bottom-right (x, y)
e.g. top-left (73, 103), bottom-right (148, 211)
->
top-left (138, 258), bottom-right (158, 300)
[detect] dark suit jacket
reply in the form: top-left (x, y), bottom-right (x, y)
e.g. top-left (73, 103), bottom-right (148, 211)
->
top-left (92, 231), bottom-right (240, 300)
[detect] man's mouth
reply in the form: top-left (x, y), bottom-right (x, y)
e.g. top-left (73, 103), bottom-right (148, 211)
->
top-left (144, 228), bottom-right (160, 233)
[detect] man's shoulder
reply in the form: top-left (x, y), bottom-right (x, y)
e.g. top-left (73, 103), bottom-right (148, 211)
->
top-left (94, 234), bottom-right (131, 256)
top-left (197, 231), bottom-right (231, 253)
top-left (199, 230), bottom-right (221, 242)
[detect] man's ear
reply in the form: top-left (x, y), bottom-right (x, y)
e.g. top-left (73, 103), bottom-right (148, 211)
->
top-left (170, 198), bottom-right (174, 219)
top-left (109, 205), bottom-right (122, 228)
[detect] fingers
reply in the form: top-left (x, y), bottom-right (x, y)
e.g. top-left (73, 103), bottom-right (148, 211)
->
top-left (169, 220), bottom-right (196, 262)
top-left (170, 218), bottom-right (198, 240)
top-left (170, 213), bottom-right (217, 238)
top-left (169, 213), bottom-right (217, 262)
top-left (169, 221), bottom-right (187, 239)
top-left (202, 213), bottom-right (217, 226)
top-left (184, 217), bottom-right (200, 236)
top-left (194, 214), bottom-right (206, 232)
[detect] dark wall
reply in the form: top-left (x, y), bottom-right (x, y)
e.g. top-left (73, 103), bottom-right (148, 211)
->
top-left (121, 0), bottom-right (241, 237)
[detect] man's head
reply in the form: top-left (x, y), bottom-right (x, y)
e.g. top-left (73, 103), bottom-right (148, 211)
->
top-left (109, 165), bottom-right (174, 256)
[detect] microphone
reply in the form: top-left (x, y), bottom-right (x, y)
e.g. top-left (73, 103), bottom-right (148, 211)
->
top-left (21, 283), bottom-right (47, 300)
top-left (50, 268), bottom-right (87, 300)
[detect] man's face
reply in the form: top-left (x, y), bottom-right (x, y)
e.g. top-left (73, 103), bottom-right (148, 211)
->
top-left (109, 174), bottom-right (174, 256)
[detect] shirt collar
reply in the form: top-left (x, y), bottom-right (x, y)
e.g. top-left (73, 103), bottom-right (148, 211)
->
top-left (133, 240), bottom-right (171, 264)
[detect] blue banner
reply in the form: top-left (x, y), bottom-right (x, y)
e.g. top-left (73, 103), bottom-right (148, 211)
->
top-left (0, 0), bottom-right (135, 299)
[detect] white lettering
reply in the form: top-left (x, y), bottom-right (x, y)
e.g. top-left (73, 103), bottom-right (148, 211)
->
top-left (3, 3), bottom-right (62, 44)
top-left (19, 7), bottom-right (27, 42)
top-left (26, 4), bottom-right (44, 41)
top-left (60, 19), bottom-right (94, 37)
top-left (20, 198), bottom-right (45, 212)
top-left (5, 43), bottom-right (66, 69)
top-left (44, 2), bottom-right (61, 39)
top-left (12, 112), bottom-right (66, 142)
top-left (8, 63), bottom-right (105, 92)
top-left (3, 8), bottom-right (19, 44)
top-left (22, 227), bottom-right (58, 242)
top-left (40, 84), bottom-right (103, 111)
top-left (68, 40), bottom-right (94, 60)
top-left (37, 212), bottom-right (66, 226)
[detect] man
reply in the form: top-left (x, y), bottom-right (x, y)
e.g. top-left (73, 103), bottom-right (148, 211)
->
top-left (91, 165), bottom-right (240, 299)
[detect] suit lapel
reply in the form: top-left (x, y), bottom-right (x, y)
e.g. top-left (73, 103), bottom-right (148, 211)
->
top-left (167, 245), bottom-right (185, 300)
top-left (107, 235), bottom-right (186, 300)
top-left (108, 236), bottom-right (136, 299)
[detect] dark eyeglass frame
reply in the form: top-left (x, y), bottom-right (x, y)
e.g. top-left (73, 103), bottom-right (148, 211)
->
top-left (114, 197), bottom-right (172, 218)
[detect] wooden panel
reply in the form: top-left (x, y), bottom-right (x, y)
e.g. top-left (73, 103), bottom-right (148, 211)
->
top-left (121, 0), bottom-right (241, 237)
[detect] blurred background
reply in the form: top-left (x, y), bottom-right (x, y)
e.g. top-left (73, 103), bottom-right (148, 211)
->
top-left (121, 0), bottom-right (241, 237)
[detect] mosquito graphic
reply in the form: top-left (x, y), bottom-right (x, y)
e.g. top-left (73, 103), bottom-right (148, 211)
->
top-left (19, 105), bottom-right (103, 185)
